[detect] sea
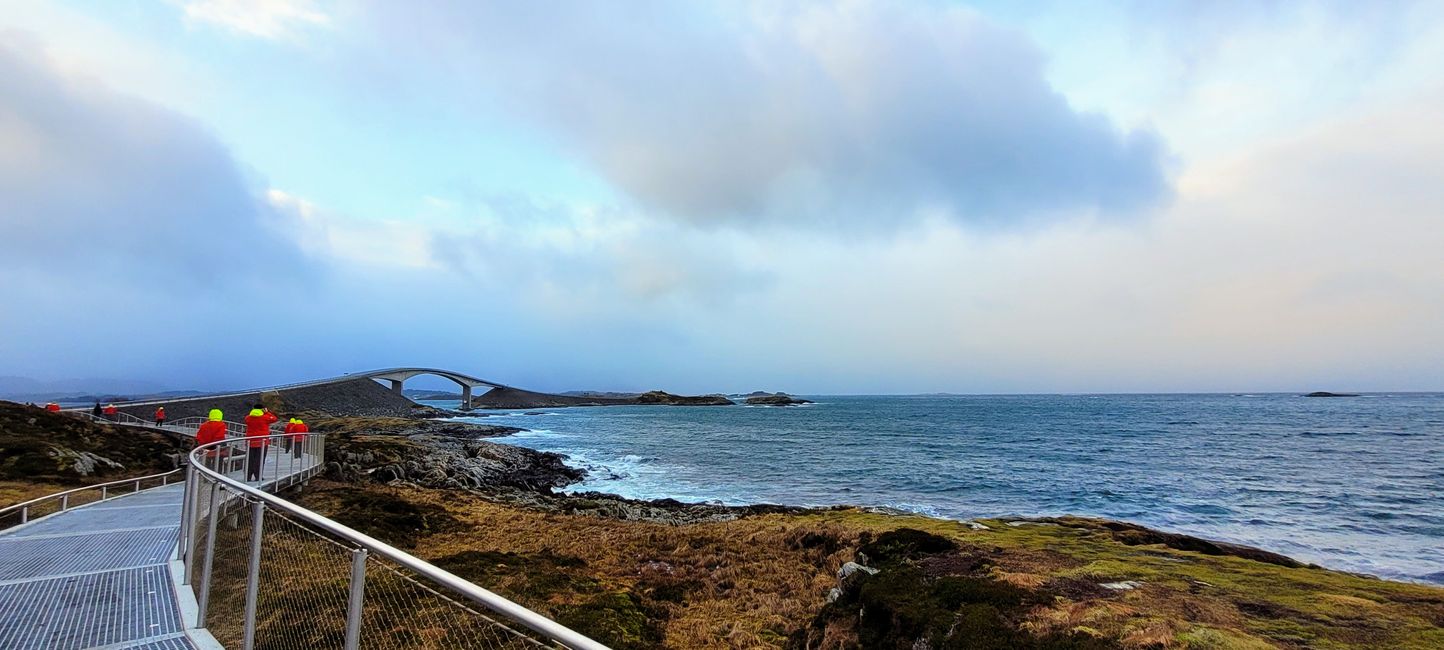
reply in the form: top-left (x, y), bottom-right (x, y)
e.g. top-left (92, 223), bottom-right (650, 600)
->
top-left (424, 393), bottom-right (1444, 584)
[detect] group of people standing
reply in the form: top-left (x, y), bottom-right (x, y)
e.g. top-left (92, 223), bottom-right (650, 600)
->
top-left (41, 400), bottom-right (311, 483)
top-left (193, 405), bottom-right (310, 482)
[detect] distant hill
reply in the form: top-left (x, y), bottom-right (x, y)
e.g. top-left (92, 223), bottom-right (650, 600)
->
top-left (560, 390), bottom-right (643, 399)
top-left (403, 389), bottom-right (464, 400)
top-left (0, 375), bottom-right (205, 405)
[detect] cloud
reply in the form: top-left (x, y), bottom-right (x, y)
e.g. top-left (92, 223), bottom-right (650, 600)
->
top-left (356, 1), bottom-right (1172, 229)
top-left (177, 0), bottom-right (330, 40)
top-left (673, 90), bottom-right (1444, 393)
top-left (0, 37), bottom-right (307, 290)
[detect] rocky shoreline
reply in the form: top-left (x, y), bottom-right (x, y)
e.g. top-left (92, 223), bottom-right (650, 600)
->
top-left (319, 416), bottom-right (1318, 562)
top-left (300, 418), bottom-right (1444, 648)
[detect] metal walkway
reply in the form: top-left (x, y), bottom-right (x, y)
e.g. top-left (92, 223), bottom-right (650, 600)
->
top-left (0, 447), bottom-right (311, 650)
top-left (0, 484), bottom-right (191, 650)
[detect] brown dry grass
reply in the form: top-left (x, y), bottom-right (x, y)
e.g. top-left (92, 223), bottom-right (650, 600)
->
top-left (0, 479), bottom-right (75, 506)
top-left (299, 481), bottom-right (855, 648)
top-left (292, 482), bottom-right (1444, 649)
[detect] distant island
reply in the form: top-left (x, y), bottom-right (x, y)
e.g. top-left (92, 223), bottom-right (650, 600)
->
top-left (1304, 391), bottom-right (1361, 397)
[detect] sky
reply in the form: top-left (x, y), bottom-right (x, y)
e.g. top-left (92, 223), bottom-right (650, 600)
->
top-left (1, 0), bottom-right (1442, 394)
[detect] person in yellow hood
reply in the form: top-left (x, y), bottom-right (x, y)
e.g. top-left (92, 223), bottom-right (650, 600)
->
top-left (243, 405), bottom-right (279, 481)
top-left (195, 409), bottom-right (227, 459)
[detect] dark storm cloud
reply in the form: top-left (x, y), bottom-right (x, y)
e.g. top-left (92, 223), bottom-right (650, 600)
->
top-left (0, 37), bottom-right (307, 290)
top-left (358, 1), bottom-right (1172, 228)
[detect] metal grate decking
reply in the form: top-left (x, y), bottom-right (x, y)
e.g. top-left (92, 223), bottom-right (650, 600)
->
top-left (0, 484), bottom-right (190, 650)
top-left (0, 565), bottom-right (184, 648)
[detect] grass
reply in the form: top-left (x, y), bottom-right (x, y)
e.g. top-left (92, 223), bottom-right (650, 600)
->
top-left (293, 482), bottom-right (1444, 648)
top-left (0, 479), bottom-right (76, 506)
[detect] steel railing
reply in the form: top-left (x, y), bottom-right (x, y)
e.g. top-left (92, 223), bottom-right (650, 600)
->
top-left (65, 410), bottom-right (286, 438)
top-left (0, 415), bottom-right (281, 530)
top-left (183, 432), bottom-right (607, 650)
top-left (0, 467), bottom-right (184, 530)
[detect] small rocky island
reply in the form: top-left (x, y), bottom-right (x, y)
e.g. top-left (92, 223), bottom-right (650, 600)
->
top-left (744, 392), bottom-right (813, 406)
top-left (1304, 391), bottom-right (1361, 397)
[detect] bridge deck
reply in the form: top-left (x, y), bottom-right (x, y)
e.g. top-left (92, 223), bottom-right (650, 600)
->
top-left (0, 449), bottom-right (316, 650)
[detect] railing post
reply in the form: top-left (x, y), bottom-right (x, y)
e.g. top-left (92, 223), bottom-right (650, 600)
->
top-left (344, 548), bottom-right (368, 650)
top-left (19, 506), bottom-right (26, 524)
top-left (178, 468), bottom-right (192, 561)
top-left (101, 485), bottom-right (107, 500)
top-left (197, 482), bottom-right (222, 627)
top-left (242, 500), bottom-right (265, 650)
top-left (184, 468), bottom-right (202, 584)
top-left (134, 479), bottom-right (141, 493)
top-left (61, 494), bottom-right (68, 511)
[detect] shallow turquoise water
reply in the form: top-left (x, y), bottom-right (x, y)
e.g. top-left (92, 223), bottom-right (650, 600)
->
top-left (438, 393), bottom-right (1444, 583)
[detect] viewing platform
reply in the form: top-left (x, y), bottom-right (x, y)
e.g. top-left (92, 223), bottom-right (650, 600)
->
top-left (0, 411), bottom-right (605, 650)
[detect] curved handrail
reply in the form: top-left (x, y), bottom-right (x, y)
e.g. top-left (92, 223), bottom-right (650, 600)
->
top-left (0, 467), bottom-right (184, 525)
top-left (188, 433), bottom-right (606, 650)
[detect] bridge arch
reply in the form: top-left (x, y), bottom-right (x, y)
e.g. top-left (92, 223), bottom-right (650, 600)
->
top-left (356, 367), bottom-right (509, 410)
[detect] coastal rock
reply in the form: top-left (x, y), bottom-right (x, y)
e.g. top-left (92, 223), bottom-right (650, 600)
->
top-left (745, 393), bottom-right (813, 406)
top-left (318, 418), bottom-right (583, 492)
top-left (1304, 391), bottom-right (1360, 397)
top-left (633, 391), bottom-right (735, 406)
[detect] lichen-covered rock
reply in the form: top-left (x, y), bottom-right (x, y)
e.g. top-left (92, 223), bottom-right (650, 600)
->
top-left (0, 400), bottom-right (187, 484)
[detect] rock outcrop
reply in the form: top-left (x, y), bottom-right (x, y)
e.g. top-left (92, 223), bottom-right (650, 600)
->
top-left (317, 417), bottom-right (583, 492)
top-left (0, 401), bottom-right (188, 482)
top-left (632, 391), bottom-right (734, 406)
top-left (745, 393), bottom-right (812, 406)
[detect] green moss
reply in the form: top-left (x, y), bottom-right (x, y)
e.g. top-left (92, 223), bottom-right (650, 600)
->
top-left (1177, 626), bottom-right (1276, 649)
top-left (430, 549), bottom-right (597, 601)
top-left (556, 592), bottom-right (663, 650)
top-left (324, 489), bottom-right (460, 549)
top-left (858, 527), bottom-right (958, 565)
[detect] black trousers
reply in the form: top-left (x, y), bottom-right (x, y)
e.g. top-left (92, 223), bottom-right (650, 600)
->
top-left (247, 446), bottom-right (266, 481)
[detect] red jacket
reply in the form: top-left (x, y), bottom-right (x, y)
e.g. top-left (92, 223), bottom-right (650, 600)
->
top-left (103, 406), bottom-right (117, 415)
top-left (155, 408), bottom-right (166, 421)
top-left (244, 411), bottom-right (279, 448)
top-left (196, 420), bottom-right (227, 448)
top-left (45, 403), bottom-right (61, 412)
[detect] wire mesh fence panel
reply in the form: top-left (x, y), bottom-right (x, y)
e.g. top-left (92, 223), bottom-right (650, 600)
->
top-left (358, 555), bottom-right (561, 650)
top-left (249, 508), bottom-right (357, 650)
top-left (199, 488), bottom-right (257, 648)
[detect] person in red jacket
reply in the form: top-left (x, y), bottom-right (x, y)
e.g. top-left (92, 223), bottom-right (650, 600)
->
top-left (154, 407), bottom-right (167, 427)
top-left (284, 418), bottom-right (309, 459)
top-left (243, 405), bottom-right (279, 481)
top-left (195, 409), bottom-right (229, 465)
top-left (102, 403), bottom-right (118, 421)
top-left (45, 402), bottom-right (61, 412)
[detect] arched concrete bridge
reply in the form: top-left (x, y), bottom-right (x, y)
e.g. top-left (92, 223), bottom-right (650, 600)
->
top-left (67, 367), bottom-right (513, 412)
top-left (357, 367), bottom-right (511, 408)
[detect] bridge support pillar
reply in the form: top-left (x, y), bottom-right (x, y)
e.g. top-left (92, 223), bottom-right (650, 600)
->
top-left (389, 379), bottom-right (403, 394)
top-left (460, 385), bottom-right (473, 411)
